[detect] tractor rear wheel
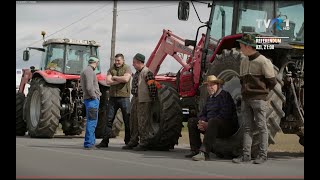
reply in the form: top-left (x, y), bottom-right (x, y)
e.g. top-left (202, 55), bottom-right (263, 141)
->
top-left (16, 92), bottom-right (27, 136)
top-left (95, 86), bottom-right (123, 138)
top-left (61, 117), bottom-right (85, 136)
top-left (111, 110), bottom-right (124, 138)
top-left (200, 48), bottom-right (285, 158)
top-left (25, 78), bottom-right (61, 138)
top-left (146, 84), bottom-right (183, 150)
top-left (95, 109), bottom-right (124, 138)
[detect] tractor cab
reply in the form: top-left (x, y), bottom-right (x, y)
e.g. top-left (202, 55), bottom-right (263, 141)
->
top-left (23, 38), bottom-right (101, 75)
top-left (209, 1), bottom-right (304, 41)
top-left (179, 1), bottom-right (304, 57)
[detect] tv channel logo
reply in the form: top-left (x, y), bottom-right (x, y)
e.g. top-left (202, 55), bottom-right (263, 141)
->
top-left (256, 18), bottom-right (290, 31)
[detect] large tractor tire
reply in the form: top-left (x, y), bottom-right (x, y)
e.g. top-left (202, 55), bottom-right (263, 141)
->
top-left (146, 84), bottom-right (183, 150)
top-left (111, 109), bottom-right (124, 138)
top-left (25, 78), bottom-right (61, 138)
top-left (16, 92), bottom-right (27, 136)
top-left (61, 117), bottom-right (85, 136)
top-left (200, 48), bottom-right (285, 158)
top-left (95, 109), bottom-right (124, 138)
top-left (95, 85), bottom-right (123, 138)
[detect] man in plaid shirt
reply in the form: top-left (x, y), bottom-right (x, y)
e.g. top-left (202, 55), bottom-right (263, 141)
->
top-left (122, 53), bottom-right (159, 151)
top-left (131, 67), bottom-right (158, 101)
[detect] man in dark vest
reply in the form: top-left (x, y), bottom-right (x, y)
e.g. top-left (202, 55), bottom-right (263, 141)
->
top-left (96, 53), bottom-right (132, 148)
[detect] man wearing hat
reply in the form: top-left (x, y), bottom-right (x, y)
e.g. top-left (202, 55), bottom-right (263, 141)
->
top-left (186, 75), bottom-right (238, 161)
top-left (80, 55), bottom-right (102, 149)
top-left (232, 33), bottom-right (277, 164)
top-left (122, 53), bottom-right (159, 151)
top-left (96, 53), bottom-right (132, 148)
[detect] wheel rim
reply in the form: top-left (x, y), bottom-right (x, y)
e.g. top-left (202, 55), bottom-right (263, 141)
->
top-left (217, 70), bottom-right (242, 119)
top-left (30, 90), bottom-right (41, 128)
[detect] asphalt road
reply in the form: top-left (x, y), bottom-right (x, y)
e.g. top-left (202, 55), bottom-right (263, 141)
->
top-left (16, 135), bottom-right (304, 179)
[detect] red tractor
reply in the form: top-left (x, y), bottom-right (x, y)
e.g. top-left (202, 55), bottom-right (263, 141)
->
top-left (144, 0), bottom-right (304, 156)
top-left (16, 33), bottom-right (122, 138)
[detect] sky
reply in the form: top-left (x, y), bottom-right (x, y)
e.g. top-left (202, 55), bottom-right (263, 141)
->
top-left (16, 1), bottom-right (212, 74)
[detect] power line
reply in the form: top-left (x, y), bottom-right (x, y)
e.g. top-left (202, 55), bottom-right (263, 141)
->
top-left (16, 3), bottom-right (177, 61)
top-left (16, 2), bottom-right (112, 53)
top-left (71, 10), bottom-right (113, 39)
top-left (118, 4), bottom-right (176, 12)
top-left (16, 10), bottom-right (114, 61)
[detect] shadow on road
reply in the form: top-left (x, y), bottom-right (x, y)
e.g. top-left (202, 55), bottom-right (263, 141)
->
top-left (268, 151), bottom-right (304, 159)
top-left (18, 135), bottom-right (304, 161)
top-left (90, 145), bottom-right (194, 160)
top-left (54, 135), bottom-right (85, 139)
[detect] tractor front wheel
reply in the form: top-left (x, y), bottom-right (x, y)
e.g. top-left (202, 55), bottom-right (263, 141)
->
top-left (16, 92), bottom-right (27, 136)
top-left (25, 78), bottom-right (61, 138)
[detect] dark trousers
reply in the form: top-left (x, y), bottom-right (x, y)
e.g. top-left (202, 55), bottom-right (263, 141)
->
top-left (128, 96), bottom-right (154, 147)
top-left (188, 117), bottom-right (237, 153)
top-left (128, 97), bottom-right (139, 145)
top-left (103, 97), bottom-right (131, 144)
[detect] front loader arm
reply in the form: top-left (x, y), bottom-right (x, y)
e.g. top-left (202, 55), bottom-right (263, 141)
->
top-left (18, 69), bottom-right (33, 95)
top-left (146, 29), bottom-right (206, 97)
top-left (146, 29), bottom-right (194, 76)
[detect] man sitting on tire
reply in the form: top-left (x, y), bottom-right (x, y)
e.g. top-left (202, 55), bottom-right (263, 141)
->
top-left (185, 75), bottom-right (238, 161)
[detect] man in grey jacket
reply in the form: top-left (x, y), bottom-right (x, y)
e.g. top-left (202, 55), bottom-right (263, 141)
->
top-left (80, 55), bottom-right (102, 149)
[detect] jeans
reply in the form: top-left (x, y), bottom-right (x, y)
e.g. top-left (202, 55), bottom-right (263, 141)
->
top-left (242, 99), bottom-right (268, 157)
top-left (103, 97), bottom-right (131, 144)
top-left (84, 98), bottom-right (99, 148)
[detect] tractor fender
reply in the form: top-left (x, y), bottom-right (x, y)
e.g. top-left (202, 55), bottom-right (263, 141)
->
top-left (32, 71), bottom-right (66, 84)
top-left (96, 73), bottom-right (109, 87)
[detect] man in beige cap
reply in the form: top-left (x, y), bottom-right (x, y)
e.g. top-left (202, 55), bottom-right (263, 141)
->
top-left (185, 75), bottom-right (239, 161)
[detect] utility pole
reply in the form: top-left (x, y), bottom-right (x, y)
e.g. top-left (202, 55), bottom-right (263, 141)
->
top-left (110, 0), bottom-right (117, 67)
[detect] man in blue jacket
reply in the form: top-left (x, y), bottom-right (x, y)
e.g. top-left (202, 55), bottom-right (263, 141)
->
top-left (185, 75), bottom-right (238, 161)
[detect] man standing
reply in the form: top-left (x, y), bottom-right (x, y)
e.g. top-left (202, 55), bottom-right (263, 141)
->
top-left (122, 53), bottom-right (158, 151)
top-left (185, 75), bottom-right (238, 161)
top-left (232, 33), bottom-right (277, 164)
top-left (96, 53), bottom-right (132, 148)
top-left (80, 55), bottom-right (102, 149)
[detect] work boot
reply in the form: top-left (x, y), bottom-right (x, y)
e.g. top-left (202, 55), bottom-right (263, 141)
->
top-left (192, 151), bottom-right (209, 161)
top-left (232, 154), bottom-right (251, 163)
top-left (132, 145), bottom-right (148, 151)
top-left (253, 155), bottom-right (267, 164)
top-left (122, 143), bottom-right (138, 150)
top-left (95, 139), bottom-right (108, 148)
top-left (185, 150), bottom-right (199, 158)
